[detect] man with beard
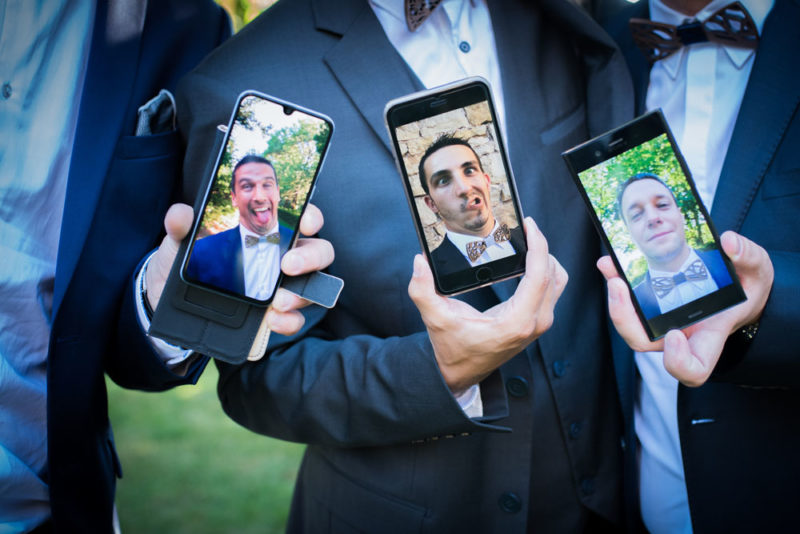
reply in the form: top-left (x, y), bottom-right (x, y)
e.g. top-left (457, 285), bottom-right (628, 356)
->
top-left (419, 135), bottom-right (524, 277)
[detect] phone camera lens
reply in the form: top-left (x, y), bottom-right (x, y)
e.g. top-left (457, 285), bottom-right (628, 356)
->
top-left (283, 106), bottom-right (294, 115)
top-left (594, 150), bottom-right (602, 158)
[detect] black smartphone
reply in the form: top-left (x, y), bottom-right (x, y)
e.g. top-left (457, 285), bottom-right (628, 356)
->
top-left (181, 90), bottom-right (333, 306)
top-left (384, 77), bottom-right (526, 295)
top-left (562, 110), bottom-right (745, 340)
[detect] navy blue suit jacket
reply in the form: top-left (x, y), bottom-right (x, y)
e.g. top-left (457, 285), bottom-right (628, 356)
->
top-left (606, 1), bottom-right (800, 530)
top-left (633, 248), bottom-right (732, 319)
top-left (186, 224), bottom-right (292, 297)
top-left (430, 224), bottom-right (525, 278)
top-left (46, 1), bottom-right (228, 531)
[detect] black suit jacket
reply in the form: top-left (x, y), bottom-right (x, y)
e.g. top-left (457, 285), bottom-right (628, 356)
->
top-left (430, 224), bottom-right (526, 277)
top-left (179, 0), bottom-right (633, 531)
top-left (46, 1), bottom-right (228, 531)
top-left (606, 1), bottom-right (800, 531)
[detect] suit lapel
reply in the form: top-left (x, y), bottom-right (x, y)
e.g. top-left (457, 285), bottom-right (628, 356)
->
top-left (711, 0), bottom-right (800, 231)
top-left (317, 0), bottom-right (423, 154)
top-left (54, 0), bottom-right (147, 316)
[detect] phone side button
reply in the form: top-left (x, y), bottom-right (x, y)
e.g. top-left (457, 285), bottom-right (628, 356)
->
top-left (476, 266), bottom-right (492, 282)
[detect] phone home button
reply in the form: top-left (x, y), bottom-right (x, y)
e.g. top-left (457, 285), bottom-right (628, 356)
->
top-left (476, 266), bottom-right (492, 282)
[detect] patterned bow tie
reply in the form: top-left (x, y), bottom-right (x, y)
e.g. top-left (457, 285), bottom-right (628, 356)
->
top-left (465, 224), bottom-right (511, 262)
top-left (405, 0), bottom-right (443, 31)
top-left (650, 259), bottom-right (709, 298)
top-left (244, 232), bottom-right (280, 248)
top-left (630, 1), bottom-right (758, 63)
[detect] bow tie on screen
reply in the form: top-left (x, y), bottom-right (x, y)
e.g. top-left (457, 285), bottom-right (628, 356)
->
top-left (405, 0), bottom-right (443, 31)
top-left (245, 233), bottom-right (280, 248)
top-left (629, 1), bottom-right (758, 63)
top-left (650, 259), bottom-right (709, 298)
top-left (465, 224), bottom-right (511, 262)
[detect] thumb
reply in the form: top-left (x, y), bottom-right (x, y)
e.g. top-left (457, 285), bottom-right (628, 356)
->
top-left (146, 203), bottom-right (194, 309)
top-left (720, 231), bottom-right (763, 274)
top-left (407, 254), bottom-right (441, 316)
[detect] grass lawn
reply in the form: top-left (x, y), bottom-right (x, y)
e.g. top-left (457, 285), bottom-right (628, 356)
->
top-left (107, 363), bottom-right (304, 533)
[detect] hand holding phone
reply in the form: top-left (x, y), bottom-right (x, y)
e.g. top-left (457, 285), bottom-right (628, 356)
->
top-left (385, 78), bottom-right (526, 295)
top-left (562, 111), bottom-right (746, 341)
top-left (181, 91), bottom-right (333, 306)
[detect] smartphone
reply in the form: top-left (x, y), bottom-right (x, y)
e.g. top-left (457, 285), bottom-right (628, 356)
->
top-left (181, 90), bottom-right (333, 306)
top-left (384, 77), bottom-right (526, 295)
top-left (562, 110), bottom-right (745, 340)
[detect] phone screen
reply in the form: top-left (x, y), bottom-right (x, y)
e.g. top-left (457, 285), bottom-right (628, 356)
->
top-left (181, 91), bottom-right (332, 305)
top-left (385, 78), bottom-right (526, 295)
top-left (562, 111), bottom-right (745, 340)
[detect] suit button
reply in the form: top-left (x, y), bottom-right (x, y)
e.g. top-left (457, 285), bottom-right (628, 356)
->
top-left (552, 359), bottom-right (569, 378)
top-left (506, 376), bottom-right (529, 398)
top-left (498, 492), bottom-right (522, 514)
top-left (580, 477), bottom-right (595, 496)
top-left (2, 83), bottom-right (11, 99)
top-left (568, 422), bottom-right (582, 439)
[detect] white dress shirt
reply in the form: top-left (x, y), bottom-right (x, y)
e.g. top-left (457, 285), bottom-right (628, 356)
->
top-left (240, 225), bottom-right (282, 301)
top-left (444, 221), bottom-right (517, 265)
top-left (636, 1), bottom-right (774, 532)
top-left (370, 0), bottom-right (505, 417)
top-left (0, 0), bottom-right (93, 527)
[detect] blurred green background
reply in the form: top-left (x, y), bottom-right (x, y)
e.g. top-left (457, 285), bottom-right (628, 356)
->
top-left (108, 2), bottom-right (304, 533)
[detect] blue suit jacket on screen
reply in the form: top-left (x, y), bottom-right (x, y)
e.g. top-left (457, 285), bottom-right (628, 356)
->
top-left (633, 248), bottom-right (733, 319)
top-left (45, 1), bottom-right (229, 531)
top-left (186, 223), bottom-right (293, 297)
top-left (605, 1), bottom-right (800, 530)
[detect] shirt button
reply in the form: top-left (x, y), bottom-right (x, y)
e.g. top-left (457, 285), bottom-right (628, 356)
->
top-left (552, 359), bottom-right (569, 378)
top-left (2, 83), bottom-right (11, 99)
top-left (568, 421), bottom-right (582, 440)
top-left (505, 376), bottom-right (529, 398)
top-left (458, 40), bottom-right (471, 53)
top-left (498, 492), bottom-right (522, 513)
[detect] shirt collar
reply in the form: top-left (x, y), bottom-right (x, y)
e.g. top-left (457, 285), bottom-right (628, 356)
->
top-left (369, 0), bottom-right (472, 27)
top-left (649, 248), bottom-right (703, 278)
top-left (648, 0), bottom-right (774, 77)
top-left (445, 219), bottom-right (499, 253)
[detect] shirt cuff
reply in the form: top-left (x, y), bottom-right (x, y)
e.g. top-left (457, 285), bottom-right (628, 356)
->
top-left (135, 253), bottom-right (196, 371)
top-left (454, 384), bottom-right (484, 418)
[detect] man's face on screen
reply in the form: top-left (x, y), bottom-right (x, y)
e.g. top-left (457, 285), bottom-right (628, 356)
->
top-left (423, 144), bottom-right (494, 237)
top-left (621, 178), bottom-right (688, 269)
top-left (231, 162), bottom-right (280, 235)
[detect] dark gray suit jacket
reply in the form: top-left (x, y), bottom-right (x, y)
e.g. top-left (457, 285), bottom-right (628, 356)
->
top-left (177, 0), bottom-right (632, 531)
top-left (606, 0), bottom-right (800, 531)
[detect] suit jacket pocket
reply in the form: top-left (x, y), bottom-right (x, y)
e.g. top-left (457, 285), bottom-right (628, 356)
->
top-left (761, 168), bottom-right (800, 200)
top-left (539, 102), bottom-right (587, 146)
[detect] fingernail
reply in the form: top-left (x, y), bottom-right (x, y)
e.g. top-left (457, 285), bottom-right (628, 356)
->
top-left (283, 253), bottom-right (303, 274)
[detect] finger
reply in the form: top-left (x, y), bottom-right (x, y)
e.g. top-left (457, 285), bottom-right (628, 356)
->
top-left (164, 203), bottom-right (194, 242)
top-left (408, 254), bottom-right (446, 324)
top-left (281, 237), bottom-right (335, 276)
top-left (514, 218), bottom-right (553, 309)
top-left (534, 255), bottom-right (569, 332)
top-left (596, 255), bottom-right (620, 281)
top-left (271, 287), bottom-right (310, 313)
top-left (146, 203), bottom-right (194, 308)
top-left (662, 329), bottom-right (716, 387)
top-left (266, 307), bottom-right (306, 336)
top-left (298, 203), bottom-right (324, 237)
top-left (721, 230), bottom-right (773, 281)
top-left (606, 276), bottom-right (661, 353)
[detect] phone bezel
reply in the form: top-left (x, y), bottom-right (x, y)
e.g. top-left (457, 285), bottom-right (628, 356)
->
top-left (562, 110), bottom-right (745, 340)
top-left (384, 77), bottom-right (527, 296)
top-left (180, 90), bottom-right (333, 306)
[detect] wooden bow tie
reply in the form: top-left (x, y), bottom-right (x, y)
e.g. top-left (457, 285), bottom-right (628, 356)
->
top-left (465, 224), bottom-right (511, 262)
top-left (630, 1), bottom-right (758, 63)
top-left (405, 0), bottom-right (443, 31)
top-left (245, 233), bottom-right (280, 247)
top-left (650, 259), bottom-right (709, 298)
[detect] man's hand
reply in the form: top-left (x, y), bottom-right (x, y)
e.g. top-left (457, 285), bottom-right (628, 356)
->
top-left (145, 203), bottom-right (334, 337)
top-left (408, 217), bottom-right (568, 394)
top-left (597, 231), bottom-right (773, 386)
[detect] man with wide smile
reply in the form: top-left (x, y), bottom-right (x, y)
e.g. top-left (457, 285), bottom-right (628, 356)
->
top-left (186, 155), bottom-right (292, 301)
